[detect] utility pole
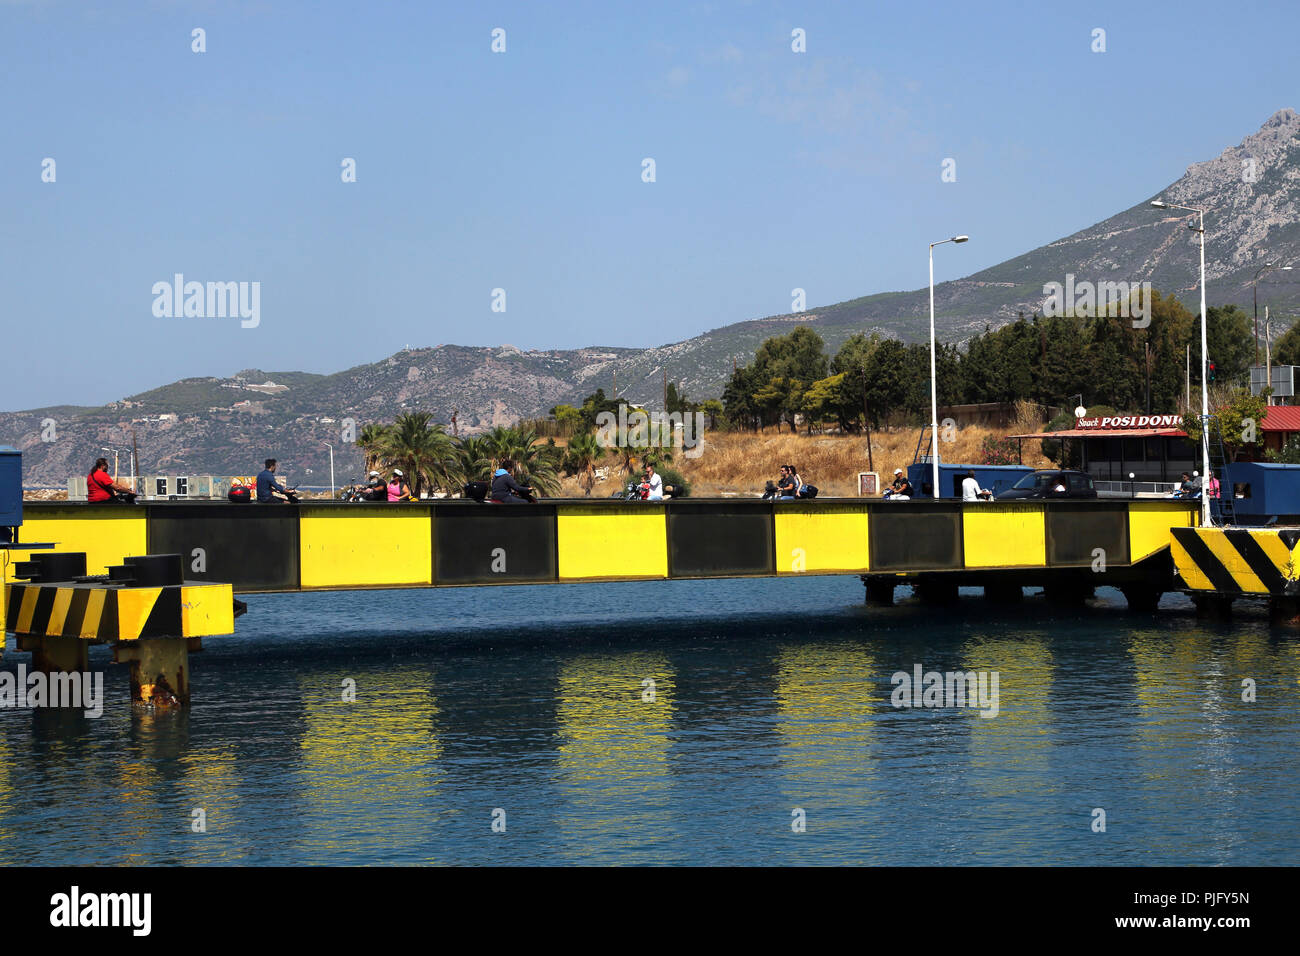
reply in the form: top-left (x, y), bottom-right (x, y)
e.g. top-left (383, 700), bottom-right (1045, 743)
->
top-left (1266, 308), bottom-right (1273, 403)
top-left (861, 366), bottom-right (874, 472)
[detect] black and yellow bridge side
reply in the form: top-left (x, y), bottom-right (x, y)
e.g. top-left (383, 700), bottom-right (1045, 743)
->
top-left (4, 499), bottom-right (1197, 594)
top-left (3, 580), bottom-right (233, 642)
top-left (1170, 527), bottom-right (1300, 596)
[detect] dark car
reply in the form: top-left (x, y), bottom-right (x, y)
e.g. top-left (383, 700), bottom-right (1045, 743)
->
top-left (994, 469), bottom-right (1097, 500)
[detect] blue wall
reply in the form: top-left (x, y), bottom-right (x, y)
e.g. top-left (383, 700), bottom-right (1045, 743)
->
top-left (906, 463), bottom-right (1035, 499)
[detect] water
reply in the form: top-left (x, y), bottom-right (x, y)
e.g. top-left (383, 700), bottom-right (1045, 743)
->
top-left (0, 577), bottom-right (1296, 865)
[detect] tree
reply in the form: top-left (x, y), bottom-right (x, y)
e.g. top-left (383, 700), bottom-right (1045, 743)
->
top-left (1206, 305), bottom-right (1253, 386)
top-left (549, 404), bottom-right (584, 435)
top-left (1180, 385), bottom-right (1266, 462)
top-left (562, 431), bottom-right (604, 496)
top-left (373, 412), bottom-right (461, 496)
top-left (478, 425), bottom-right (563, 496)
top-left (751, 326), bottom-right (828, 431)
top-left (1271, 316), bottom-right (1300, 367)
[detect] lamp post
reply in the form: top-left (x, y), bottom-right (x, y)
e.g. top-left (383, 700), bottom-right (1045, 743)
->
top-left (929, 235), bottom-right (969, 499)
top-left (1151, 199), bottom-right (1211, 527)
top-left (322, 442), bottom-right (335, 499)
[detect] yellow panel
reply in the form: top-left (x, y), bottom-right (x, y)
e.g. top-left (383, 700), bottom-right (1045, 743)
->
top-left (299, 510), bottom-right (432, 588)
top-left (774, 507), bottom-right (870, 574)
top-left (557, 507), bottom-right (667, 579)
top-left (15, 587), bottom-right (39, 633)
top-left (1253, 532), bottom-right (1298, 578)
top-left (962, 505), bottom-right (1046, 568)
top-left (181, 584), bottom-right (235, 637)
top-left (116, 587), bottom-right (162, 641)
top-left (47, 587), bottom-right (74, 635)
top-left (1170, 536), bottom-right (1214, 591)
top-left (0, 513), bottom-right (147, 582)
top-left (1128, 502), bottom-right (1197, 562)
top-left (78, 588), bottom-right (107, 639)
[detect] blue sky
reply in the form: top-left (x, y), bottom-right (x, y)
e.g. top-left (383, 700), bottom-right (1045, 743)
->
top-left (4, 0), bottom-right (1299, 409)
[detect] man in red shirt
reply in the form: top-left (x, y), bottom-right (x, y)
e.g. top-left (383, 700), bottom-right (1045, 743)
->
top-left (87, 458), bottom-right (136, 503)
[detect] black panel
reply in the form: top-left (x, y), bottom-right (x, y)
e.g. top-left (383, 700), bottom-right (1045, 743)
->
top-left (433, 504), bottom-right (557, 584)
top-left (139, 587), bottom-right (184, 638)
top-left (869, 506), bottom-right (964, 571)
top-left (1046, 502), bottom-right (1129, 566)
top-left (146, 504), bottom-right (300, 592)
top-left (667, 502), bottom-right (773, 577)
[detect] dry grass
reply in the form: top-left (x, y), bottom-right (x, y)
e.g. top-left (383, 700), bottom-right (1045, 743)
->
top-left (557, 424), bottom-right (1054, 498)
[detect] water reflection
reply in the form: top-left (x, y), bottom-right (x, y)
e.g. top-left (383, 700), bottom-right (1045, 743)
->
top-left (293, 667), bottom-right (441, 864)
top-left (554, 652), bottom-right (676, 863)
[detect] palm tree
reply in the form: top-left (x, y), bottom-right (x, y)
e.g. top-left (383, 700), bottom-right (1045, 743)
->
top-left (478, 424), bottom-right (563, 496)
top-left (374, 412), bottom-right (462, 497)
top-left (456, 435), bottom-right (493, 483)
top-left (563, 431), bottom-right (604, 496)
top-left (357, 423), bottom-right (392, 474)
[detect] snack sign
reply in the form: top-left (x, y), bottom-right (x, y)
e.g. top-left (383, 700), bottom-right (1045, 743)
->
top-left (1075, 414), bottom-right (1183, 429)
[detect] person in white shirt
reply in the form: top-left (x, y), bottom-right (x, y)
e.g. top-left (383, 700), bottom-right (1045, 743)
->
top-left (961, 470), bottom-right (990, 501)
top-left (641, 463), bottom-right (665, 500)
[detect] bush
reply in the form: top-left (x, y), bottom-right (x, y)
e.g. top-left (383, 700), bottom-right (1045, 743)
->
top-left (659, 465), bottom-right (691, 498)
top-left (979, 435), bottom-right (1020, 466)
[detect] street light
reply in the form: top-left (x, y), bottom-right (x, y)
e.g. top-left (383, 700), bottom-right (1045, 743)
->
top-left (1150, 199), bottom-right (1211, 527)
top-left (1254, 262), bottom-right (1293, 370)
top-left (928, 235), bottom-right (969, 499)
top-left (322, 441), bottom-right (335, 499)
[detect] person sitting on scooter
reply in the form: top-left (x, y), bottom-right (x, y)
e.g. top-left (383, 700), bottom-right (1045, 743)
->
top-left (361, 471), bottom-right (387, 501)
top-left (256, 459), bottom-right (293, 503)
top-left (387, 469), bottom-right (414, 501)
top-left (491, 458), bottom-right (534, 504)
top-left (87, 458), bottom-right (136, 503)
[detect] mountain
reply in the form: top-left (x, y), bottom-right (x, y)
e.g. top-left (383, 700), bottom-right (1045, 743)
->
top-left (6, 110), bottom-right (1300, 485)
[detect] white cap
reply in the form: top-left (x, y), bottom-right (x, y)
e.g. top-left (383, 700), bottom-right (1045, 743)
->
top-left (368, 471), bottom-right (379, 477)
top-left (393, 469), bottom-right (403, 477)
top-left (894, 468), bottom-right (903, 475)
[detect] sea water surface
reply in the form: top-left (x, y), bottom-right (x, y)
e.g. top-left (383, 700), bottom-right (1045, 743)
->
top-left (0, 577), bottom-right (1297, 866)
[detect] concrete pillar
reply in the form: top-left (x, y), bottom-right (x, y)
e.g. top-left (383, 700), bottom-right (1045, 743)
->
top-left (1192, 594), bottom-right (1234, 621)
top-left (863, 578), bottom-right (896, 607)
top-left (30, 635), bottom-right (89, 673)
top-left (1120, 585), bottom-right (1164, 613)
top-left (114, 638), bottom-right (192, 708)
top-left (983, 582), bottom-right (1023, 603)
top-left (1270, 596), bottom-right (1300, 628)
top-left (915, 577), bottom-right (959, 605)
top-left (1043, 579), bottom-right (1092, 605)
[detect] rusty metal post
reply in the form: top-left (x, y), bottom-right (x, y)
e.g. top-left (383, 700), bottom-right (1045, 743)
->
top-left (113, 638), bottom-right (194, 708)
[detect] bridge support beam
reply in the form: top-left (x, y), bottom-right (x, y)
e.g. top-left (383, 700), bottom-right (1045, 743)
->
top-left (113, 638), bottom-right (197, 709)
top-left (862, 577), bottom-right (896, 607)
top-left (1191, 593), bottom-right (1234, 621)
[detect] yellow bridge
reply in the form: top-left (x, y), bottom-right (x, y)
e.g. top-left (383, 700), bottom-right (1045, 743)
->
top-left (2, 498), bottom-right (1197, 593)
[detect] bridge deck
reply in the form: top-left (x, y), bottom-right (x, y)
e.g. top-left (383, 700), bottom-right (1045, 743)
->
top-left (2, 499), bottom-right (1197, 596)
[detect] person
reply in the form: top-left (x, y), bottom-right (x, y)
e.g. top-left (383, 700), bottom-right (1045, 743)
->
top-left (491, 458), bottom-right (534, 504)
top-left (387, 469), bottom-right (414, 502)
top-left (641, 463), bottom-right (665, 501)
top-left (87, 458), bottom-right (136, 503)
top-left (356, 471), bottom-right (385, 501)
top-left (256, 459), bottom-right (293, 503)
top-left (1050, 475), bottom-right (1067, 494)
top-left (778, 464), bottom-right (801, 500)
top-left (1207, 472), bottom-right (1221, 498)
top-left (961, 470), bottom-right (991, 501)
top-left (1171, 472), bottom-right (1199, 499)
top-left (883, 468), bottom-right (912, 500)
